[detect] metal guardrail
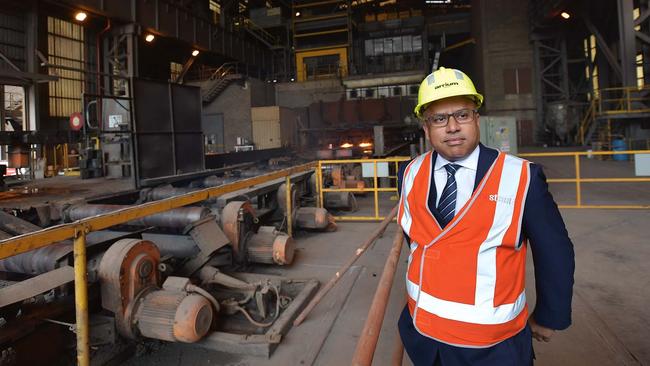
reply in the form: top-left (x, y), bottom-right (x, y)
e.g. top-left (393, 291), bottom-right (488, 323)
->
top-left (316, 157), bottom-right (411, 221)
top-left (519, 150), bottom-right (650, 209)
top-left (579, 85), bottom-right (650, 145)
top-left (0, 162), bottom-right (316, 366)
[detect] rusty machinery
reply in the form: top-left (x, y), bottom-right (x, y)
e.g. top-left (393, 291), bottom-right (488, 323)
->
top-left (0, 167), bottom-right (333, 364)
top-left (97, 238), bottom-right (213, 343)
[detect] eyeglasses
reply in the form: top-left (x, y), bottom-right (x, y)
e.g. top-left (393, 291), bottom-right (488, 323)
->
top-left (423, 108), bottom-right (478, 127)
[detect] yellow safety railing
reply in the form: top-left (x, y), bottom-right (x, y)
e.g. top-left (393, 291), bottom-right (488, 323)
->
top-left (579, 86), bottom-right (650, 145)
top-left (0, 162), bottom-right (316, 366)
top-left (595, 85), bottom-right (650, 116)
top-left (519, 150), bottom-right (650, 209)
top-left (317, 157), bottom-right (411, 221)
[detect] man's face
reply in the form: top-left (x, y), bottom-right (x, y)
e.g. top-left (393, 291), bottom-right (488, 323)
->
top-left (422, 96), bottom-right (480, 161)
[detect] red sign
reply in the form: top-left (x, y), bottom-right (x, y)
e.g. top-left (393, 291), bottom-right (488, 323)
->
top-left (69, 112), bottom-right (83, 131)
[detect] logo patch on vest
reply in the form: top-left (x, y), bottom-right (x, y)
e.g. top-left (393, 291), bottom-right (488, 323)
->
top-left (489, 194), bottom-right (514, 205)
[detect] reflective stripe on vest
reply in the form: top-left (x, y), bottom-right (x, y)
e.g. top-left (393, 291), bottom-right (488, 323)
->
top-left (398, 151), bottom-right (531, 347)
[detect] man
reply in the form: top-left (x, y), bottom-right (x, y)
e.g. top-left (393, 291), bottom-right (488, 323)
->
top-left (397, 67), bottom-right (574, 365)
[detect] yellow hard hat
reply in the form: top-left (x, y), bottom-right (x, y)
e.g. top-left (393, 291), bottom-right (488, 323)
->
top-left (414, 67), bottom-right (483, 118)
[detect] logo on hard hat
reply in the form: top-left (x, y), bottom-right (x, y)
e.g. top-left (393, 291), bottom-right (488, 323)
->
top-left (434, 81), bottom-right (459, 90)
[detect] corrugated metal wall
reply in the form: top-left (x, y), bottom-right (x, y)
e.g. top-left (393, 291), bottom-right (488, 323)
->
top-left (47, 16), bottom-right (85, 117)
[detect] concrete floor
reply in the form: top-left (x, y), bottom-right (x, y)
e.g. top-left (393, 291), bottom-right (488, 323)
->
top-left (107, 153), bottom-right (650, 365)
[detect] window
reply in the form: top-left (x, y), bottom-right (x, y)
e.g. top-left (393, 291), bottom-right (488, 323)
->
top-left (209, 0), bottom-right (221, 25)
top-left (170, 62), bottom-right (183, 82)
top-left (637, 53), bottom-right (644, 88)
top-left (47, 17), bottom-right (85, 117)
top-left (585, 34), bottom-right (599, 98)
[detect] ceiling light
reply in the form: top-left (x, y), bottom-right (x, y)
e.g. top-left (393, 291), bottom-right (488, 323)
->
top-left (359, 142), bottom-right (373, 148)
top-left (295, 11), bottom-right (301, 17)
top-left (145, 34), bottom-right (155, 42)
top-left (290, 78), bottom-right (295, 82)
top-left (74, 11), bottom-right (87, 21)
top-left (560, 11), bottom-right (570, 19)
top-left (192, 49), bottom-right (200, 57)
top-left (340, 142), bottom-right (353, 149)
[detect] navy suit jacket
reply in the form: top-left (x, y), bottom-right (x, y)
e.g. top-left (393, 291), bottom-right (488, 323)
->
top-left (397, 144), bottom-right (575, 365)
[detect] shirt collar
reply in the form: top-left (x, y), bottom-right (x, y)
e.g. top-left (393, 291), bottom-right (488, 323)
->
top-left (434, 145), bottom-right (480, 172)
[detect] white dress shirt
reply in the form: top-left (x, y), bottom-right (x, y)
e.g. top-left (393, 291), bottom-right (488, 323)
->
top-left (433, 145), bottom-right (480, 215)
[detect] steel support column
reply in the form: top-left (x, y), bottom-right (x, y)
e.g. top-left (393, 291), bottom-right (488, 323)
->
top-left (532, 36), bottom-right (570, 141)
top-left (618, 0), bottom-right (638, 87)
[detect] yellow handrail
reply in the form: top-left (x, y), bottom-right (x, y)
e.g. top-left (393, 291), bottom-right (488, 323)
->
top-left (317, 157), bottom-right (411, 221)
top-left (519, 150), bottom-right (650, 209)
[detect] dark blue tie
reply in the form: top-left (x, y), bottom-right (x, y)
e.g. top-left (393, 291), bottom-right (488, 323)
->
top-left (437, 163), bottom-right (461, 228)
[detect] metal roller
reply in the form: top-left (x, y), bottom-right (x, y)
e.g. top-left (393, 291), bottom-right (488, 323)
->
top-left (0, 242), bottom-right (72, 275)
top-left (64, 204), bottom-right (211, 229)
top-left (189, 175), bottom-right (226, 188)
top-left (140, 185), bottom-right (201, 202)
top-left (0, 215), bottom-right (73, 275)
top-left (277, 182), bottom-right (299, 217)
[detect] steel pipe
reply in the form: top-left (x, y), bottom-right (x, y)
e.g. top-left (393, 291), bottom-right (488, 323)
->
top-left (141, 185), bottom-right (200, 202)
top-left (64, 204), bottom-right (211, 229)
top-left (0, 242), bottom-right (72, 274)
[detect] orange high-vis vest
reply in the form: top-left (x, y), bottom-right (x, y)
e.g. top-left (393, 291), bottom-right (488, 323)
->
top-left (398, 151), bottom-right (531, 348)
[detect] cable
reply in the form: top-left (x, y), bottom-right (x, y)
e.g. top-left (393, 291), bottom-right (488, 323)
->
top-left (186, 284), bottom-right (220, 313)
top-left (231, 284), bottom-right (284, 328)
top-left (233, 305), bottom-right (274, 328)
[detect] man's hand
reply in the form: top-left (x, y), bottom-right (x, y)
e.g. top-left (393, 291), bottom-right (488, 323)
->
top-left (529, 317), bottom-right (555, 342)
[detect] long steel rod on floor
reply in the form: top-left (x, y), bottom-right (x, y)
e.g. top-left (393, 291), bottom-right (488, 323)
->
top-left (351, 227), bottom-right (404, 366)
top-left (293, 204), bottom-right (399, 326)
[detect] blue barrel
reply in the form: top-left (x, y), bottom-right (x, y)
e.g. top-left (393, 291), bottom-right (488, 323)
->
top-left (612, 139), bottom-right (628, 161)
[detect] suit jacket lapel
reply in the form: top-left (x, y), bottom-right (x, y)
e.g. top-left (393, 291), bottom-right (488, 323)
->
top-left (428, 151), bottom-right (439, 213)
top-left (474, 143), bottom-right (499, 191)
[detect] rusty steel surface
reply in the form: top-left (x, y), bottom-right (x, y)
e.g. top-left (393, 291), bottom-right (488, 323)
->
top-left (135, 290), bottom-right (213, 343)
top-left (221, 200), bottom-right (256, 261)
top-left (272, 234), bottom-right (295, 265)
top-left (97, 238), bottom-right (160, 339)
top-left (173, 293), bottom-right (213, 342)
top-left (246, 226), bottom-right (295, 265)
top-left (351, 228), bottom-right (404, 366)
top-left (293, 204), bottom-right (398, 327)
